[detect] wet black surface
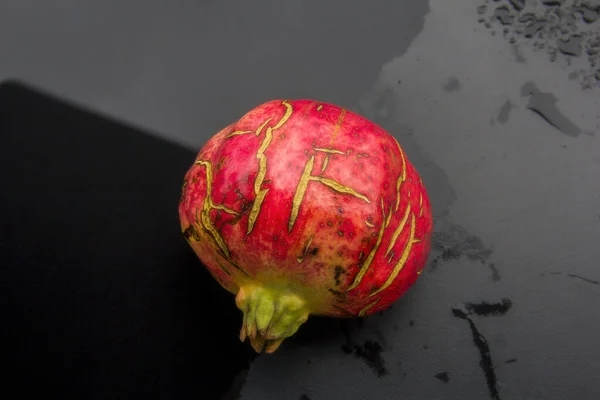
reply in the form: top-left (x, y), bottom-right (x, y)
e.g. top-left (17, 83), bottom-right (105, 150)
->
top-left (479, 0), bottom-right (600, 88)
top-left (521, 81), bottom-right (582, 135)
top-left (1, 1), bottom-right (600, 399)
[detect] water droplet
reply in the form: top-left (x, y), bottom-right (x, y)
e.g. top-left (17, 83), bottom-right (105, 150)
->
top-left (508, 0), bottom-right (525, 12)
top-left (494, 6), bottom-right (515, 25)
top-left (558, 34), bottom-right (584, 57)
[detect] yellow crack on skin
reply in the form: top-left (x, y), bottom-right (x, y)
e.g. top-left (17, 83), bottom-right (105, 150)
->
top-left (288, 111), bottom-right (370, 233)
top-left (226, 130), bottom-right (253, 138)
top-left (369, 213), bottom-right (416, 298)
top-left (347, 198), bottom-right (388, 291)
top-left (358, 298), bottom-right (381, 317)
top-left (296, 234), bottom-right (314, 263)
top-left (317, 105), bottom-right (323, 111)
top-left (309, 176), bottom-right (371, 204)
top-left (321, 155), bottom-right (330, 173)
top-left (346, 139), bottom-right (411, 293)
top-left (393, 137), bottom-right (407, 212)
top-left (192, 160), bottom-right (248, 276)
top-left (313, 147), bottom-right (347, 155)
top-left (365, 220), bottom-right (375, 228)
top-left (255, 118), bottom-right (273, 137)
top-left (248, 102), bottom-right (293, 234)
top-left (385, 204), bottom-right (411, 257)
top-left (289, 155), bottom-right (315, 233)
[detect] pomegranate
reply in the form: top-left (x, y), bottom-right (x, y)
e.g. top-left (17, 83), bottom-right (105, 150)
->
top-left (179, 100), bottom-right (433, 353)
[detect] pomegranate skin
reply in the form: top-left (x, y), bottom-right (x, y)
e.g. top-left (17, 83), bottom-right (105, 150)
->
top-left (179, 100), bottom-right (433, 352)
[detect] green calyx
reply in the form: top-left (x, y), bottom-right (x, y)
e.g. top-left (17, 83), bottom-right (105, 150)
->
top-left (235, 284), bottom-right (310, 353)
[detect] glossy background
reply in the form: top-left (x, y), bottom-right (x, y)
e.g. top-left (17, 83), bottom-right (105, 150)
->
top-left (2, 1), bottom-right (599, 399)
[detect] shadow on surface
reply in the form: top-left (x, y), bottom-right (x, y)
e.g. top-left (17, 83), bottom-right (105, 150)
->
top-left (0, 80), bottom-right (255, 399)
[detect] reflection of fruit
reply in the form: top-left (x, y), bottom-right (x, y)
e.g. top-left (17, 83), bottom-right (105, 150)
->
top-left (179, 100), bottom-right (433, 353)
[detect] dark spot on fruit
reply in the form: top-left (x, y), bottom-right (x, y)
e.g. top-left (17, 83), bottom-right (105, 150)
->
top-left (310, 247), bottom-right (319, 256)
top-left (234, 188), bottom-right (243, 200)
top-left (329, 288), bottom-right (344, 297)
top-left (338, 207), bottom-right (344, 214)
top-left (335, 279), bottom-right (341, 286)
top-left (179, 179), bottom-right (189, 203)
top-left (182, 225), bottom-right (200, 241)
top-left (273, 235), bottom-right (278, 241)
top-left (334, 266), bottom-right (346, 280)
top-left (358, 251), bottom-right (365, 260)
top-left (338, 231), bottom-right (344, 236)
top-left (327, 221), bottom-right (333, 226)
top-left (338, 251), bottom-right (343, 256)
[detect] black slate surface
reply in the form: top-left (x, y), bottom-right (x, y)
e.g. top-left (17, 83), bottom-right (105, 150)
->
top-left (0, 81), bottom-right (255, 399)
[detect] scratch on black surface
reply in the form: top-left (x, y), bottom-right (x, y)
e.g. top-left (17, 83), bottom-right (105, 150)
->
top-left (544, 272), bottom-right (599, 285)
top-left (452, 307), bottom-right (500, 400)
top-left (465, 298), bottom-right (513, 316)
top-left (299, 395), bottom-right (311, 400)
top-left (567, 273), bottom-right (599, 285)
top-left (505, 358), bottom-right (518, 364)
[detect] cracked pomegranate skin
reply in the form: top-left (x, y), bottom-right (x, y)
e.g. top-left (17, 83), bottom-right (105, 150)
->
top-left (179, 99), bottom-right (433, 353)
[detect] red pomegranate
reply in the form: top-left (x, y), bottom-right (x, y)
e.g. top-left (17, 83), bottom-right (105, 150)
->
top-left (179, 100), bottom-right (433, 353)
